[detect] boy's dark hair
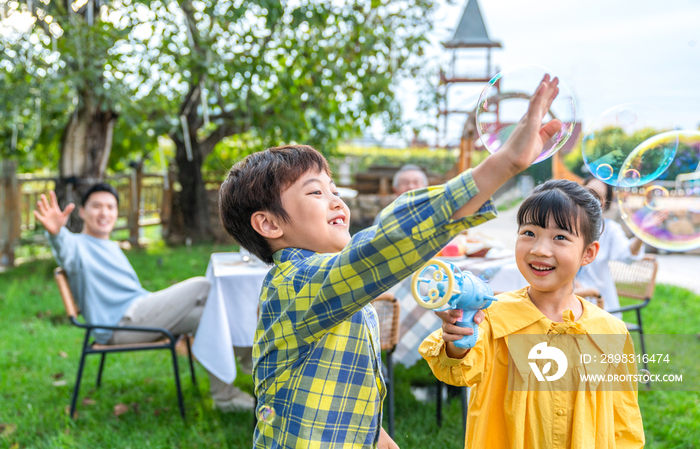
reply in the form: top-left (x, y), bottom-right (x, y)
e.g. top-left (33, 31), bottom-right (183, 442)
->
top-left (219, 145), bottom-right (331, 264)
top-left (82, 183), bottom-right (119, 206)
top-left (517, 179), bottom-right (603, 246)
top-left (582, 175), bottom-right (613, 211)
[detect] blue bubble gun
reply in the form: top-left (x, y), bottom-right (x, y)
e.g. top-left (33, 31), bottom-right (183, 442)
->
top-left (411, 259), bottom-right (497, 349)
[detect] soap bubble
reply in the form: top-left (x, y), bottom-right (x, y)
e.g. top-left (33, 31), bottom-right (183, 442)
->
top-left (617, 131), bottom-right (700, 252)
top-left (582, 103), bottom-right (677, 186)
top-left (478, 267), bottom-right (494, 283)
top-left (257, 405), bottom-right (276, 424)
top-left (476, 64), bottom-right (576, 164)
top-left (596, 163), bottom-right (614, 181)
top-left (643, 185), bottom-right (669, 210)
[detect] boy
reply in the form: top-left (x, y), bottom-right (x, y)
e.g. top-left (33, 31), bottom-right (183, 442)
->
top-left (219, 76), bottom-right (562, 448)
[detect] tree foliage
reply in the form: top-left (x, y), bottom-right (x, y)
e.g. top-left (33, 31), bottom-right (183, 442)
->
top-left (0, 0), bottom-right (161, 172)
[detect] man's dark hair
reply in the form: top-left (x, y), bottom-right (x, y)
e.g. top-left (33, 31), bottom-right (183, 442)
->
top-left (582, 175), bottom-right (613, 211)
top-left (82, 183), bottom-right (119, 206)
top-left (219, 145), bottom-right (331, 264)
top-left (517, 179), bottom-right (603, 246)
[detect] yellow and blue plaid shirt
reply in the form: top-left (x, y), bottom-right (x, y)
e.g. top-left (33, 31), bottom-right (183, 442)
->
top-left (252, 170), bottom-right (497, 448)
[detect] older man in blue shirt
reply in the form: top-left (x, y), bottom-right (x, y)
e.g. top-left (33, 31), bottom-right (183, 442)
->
top-left (35, 183), bottom-right (252, 411)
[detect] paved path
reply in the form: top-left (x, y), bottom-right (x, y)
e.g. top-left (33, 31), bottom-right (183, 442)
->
top-left (475, 205), bottom-right (700, 295)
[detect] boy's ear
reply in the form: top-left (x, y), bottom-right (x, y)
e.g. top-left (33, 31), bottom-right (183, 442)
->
top-left (251, 211), bottom-right (284, 240)
top-left (580, 241), bottom-right (600, 267)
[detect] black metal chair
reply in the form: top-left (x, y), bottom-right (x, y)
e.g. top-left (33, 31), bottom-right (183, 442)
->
top-left (372, 293), bottom-right (400, 438)
top-left (605, 255), bottom-right (658, 371)
top-left (54, 267), bottom-right (196, 419)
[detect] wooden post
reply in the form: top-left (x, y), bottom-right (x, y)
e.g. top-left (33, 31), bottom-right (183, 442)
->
top-left (0, 160), bottom-right (21, 269)
top-left (160, 165), bottom-right (174, 230)
top-left (128, 163), bottom-right (143, 248)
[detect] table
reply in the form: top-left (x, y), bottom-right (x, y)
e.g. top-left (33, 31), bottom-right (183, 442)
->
top-left (192, 252), bottom-right (526, 382)
top-left (392, 256), bottom-right (526, 368)
top-left (191, 252), bottom-right (271, 384)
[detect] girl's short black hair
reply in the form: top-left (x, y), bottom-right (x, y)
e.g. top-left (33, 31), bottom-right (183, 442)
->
top-left (582, 175), bottom-right (613, 211)
top-left (517, 179), bottom-right (603, 246)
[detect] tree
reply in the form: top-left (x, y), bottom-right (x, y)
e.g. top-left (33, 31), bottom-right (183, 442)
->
top-left (122, 0), bottom-right (435, 241)
top-left (0, 1), bottom-right (154, 230)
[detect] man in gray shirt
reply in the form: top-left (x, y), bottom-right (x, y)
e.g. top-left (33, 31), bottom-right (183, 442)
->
top-left (35, 183), bottom-right (252, 411)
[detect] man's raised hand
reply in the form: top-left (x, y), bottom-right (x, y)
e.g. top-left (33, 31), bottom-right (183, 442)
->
top-left (33, 191), bottom-right (75, 236)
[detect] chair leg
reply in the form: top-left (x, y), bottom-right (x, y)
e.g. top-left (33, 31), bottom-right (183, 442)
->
top-left (253, 395), bottom-right (258, 429)
top-left (96, 353), bottom-right (106, 388)
top-left (436, 380), bottom-right (443, 428)
top-left (70, 334), bottom-right (90, 419)
top-left (170, 347), bottom-right (185, 419)
top-left (636, 309), bottom-right (648, 372)
top-left (185, 336), bottom-right (197, 386)
top-left (387, 351), bottom-right (395, 439)
top-left (461, 387), bottom-right (468, 433)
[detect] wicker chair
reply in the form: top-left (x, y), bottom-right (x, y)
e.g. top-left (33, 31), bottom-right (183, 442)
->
top-left (371, 293), bottom-right (400, 438)
top-left (54, 267), bottom-right (196, 419)
top-left (575, 287), bottom-right (606, 309)
top-left (606, 255), bottom-right (658, 370)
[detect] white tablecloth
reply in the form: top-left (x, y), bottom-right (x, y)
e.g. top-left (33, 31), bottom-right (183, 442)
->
top-left (392, 256), bottom-right (527, 368)
top-left (191, 252), bottom-right (271, 384)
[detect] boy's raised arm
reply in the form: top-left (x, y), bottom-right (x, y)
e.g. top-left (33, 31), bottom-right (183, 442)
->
top-left (452, 75), bottom-right (561, 220)
top-left (293, 76), bottom-right (562, 342)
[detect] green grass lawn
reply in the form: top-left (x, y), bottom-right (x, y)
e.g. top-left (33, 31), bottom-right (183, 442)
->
top-left (1, 244), bottom-right (699, 448)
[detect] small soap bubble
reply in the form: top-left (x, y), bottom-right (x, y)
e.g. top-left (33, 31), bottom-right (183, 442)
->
top-left (478, 268), bottom-right (494, 283)
top-left (596, 163), bottom-right (614, 181)
top-left (638, 369), bottom-right (651, 378)
top-left (583, 103), bottom-right (676, 187)
top-left (617, 130), bottom-right (700, 252)
top-left (620, 168), bottom-right (641, 186)
top-left (257, 405), bottom-right (276, 424)
top-left (643, 185), bottom-right (669, 210)
top-left (476, 64), bottom-right (576, 164)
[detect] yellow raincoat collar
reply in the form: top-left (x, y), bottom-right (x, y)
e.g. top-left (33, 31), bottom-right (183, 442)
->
top-left (487, 287), bottom-right (627, 358)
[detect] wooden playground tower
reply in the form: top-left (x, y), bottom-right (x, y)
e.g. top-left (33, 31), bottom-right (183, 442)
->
top-left (437, 0), bottom-right (582, 181)
top-left (437, 0), bottom-right (501, 173)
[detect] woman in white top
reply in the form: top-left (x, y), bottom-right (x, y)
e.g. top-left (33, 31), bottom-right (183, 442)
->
top-left (577, 177), bottom-right (645, 318)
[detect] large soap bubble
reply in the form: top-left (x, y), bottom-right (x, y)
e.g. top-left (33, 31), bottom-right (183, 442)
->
top-left (617, 131), bottom-right (700, 252)
top-left (476, 64), bottom-right (576, 164)
top-left (582, 103), bottom-right (677, 186)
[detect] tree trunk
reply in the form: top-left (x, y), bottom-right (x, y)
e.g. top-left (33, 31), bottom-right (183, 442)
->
top-left (170, 133), bottom-right (213, 243)
top-left (55, 93), bottom-right (118, 232)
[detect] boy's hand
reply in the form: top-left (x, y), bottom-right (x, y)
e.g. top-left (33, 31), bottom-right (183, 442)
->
top-left (436, 309), bottom-right (485, 359)
top-left (378, 427), bottom-right (399, 449)
top-left (497, 74), bottom-right (562, 175)
top-left (33, 190), bottom-right (75, 236)
top-left (453, 75), bottom-right (562, 220)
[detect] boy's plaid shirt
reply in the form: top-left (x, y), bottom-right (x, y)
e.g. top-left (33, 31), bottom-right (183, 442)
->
top-left (252, 170), bottom-right (497, 448)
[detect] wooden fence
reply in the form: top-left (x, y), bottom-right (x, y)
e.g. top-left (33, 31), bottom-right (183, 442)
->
top-left (0, 160), bottom-right (172, 269)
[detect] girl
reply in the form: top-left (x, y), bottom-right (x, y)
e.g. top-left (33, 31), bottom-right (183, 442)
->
top-left (419, 180), bottom-right (644, 449)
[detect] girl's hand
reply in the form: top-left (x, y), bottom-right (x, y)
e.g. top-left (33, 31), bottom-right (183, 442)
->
top-left (497, 74), bottom-right (562, 174)
top-left (33, 191), bottom-right (75, 236)
top-left (435, 309), bottom-right (485, 359)
top-left (378, 427), bottom-right (399, 449)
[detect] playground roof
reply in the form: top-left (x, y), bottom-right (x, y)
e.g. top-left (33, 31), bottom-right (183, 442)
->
top-left (443, 0), bottom-right (502, 49)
